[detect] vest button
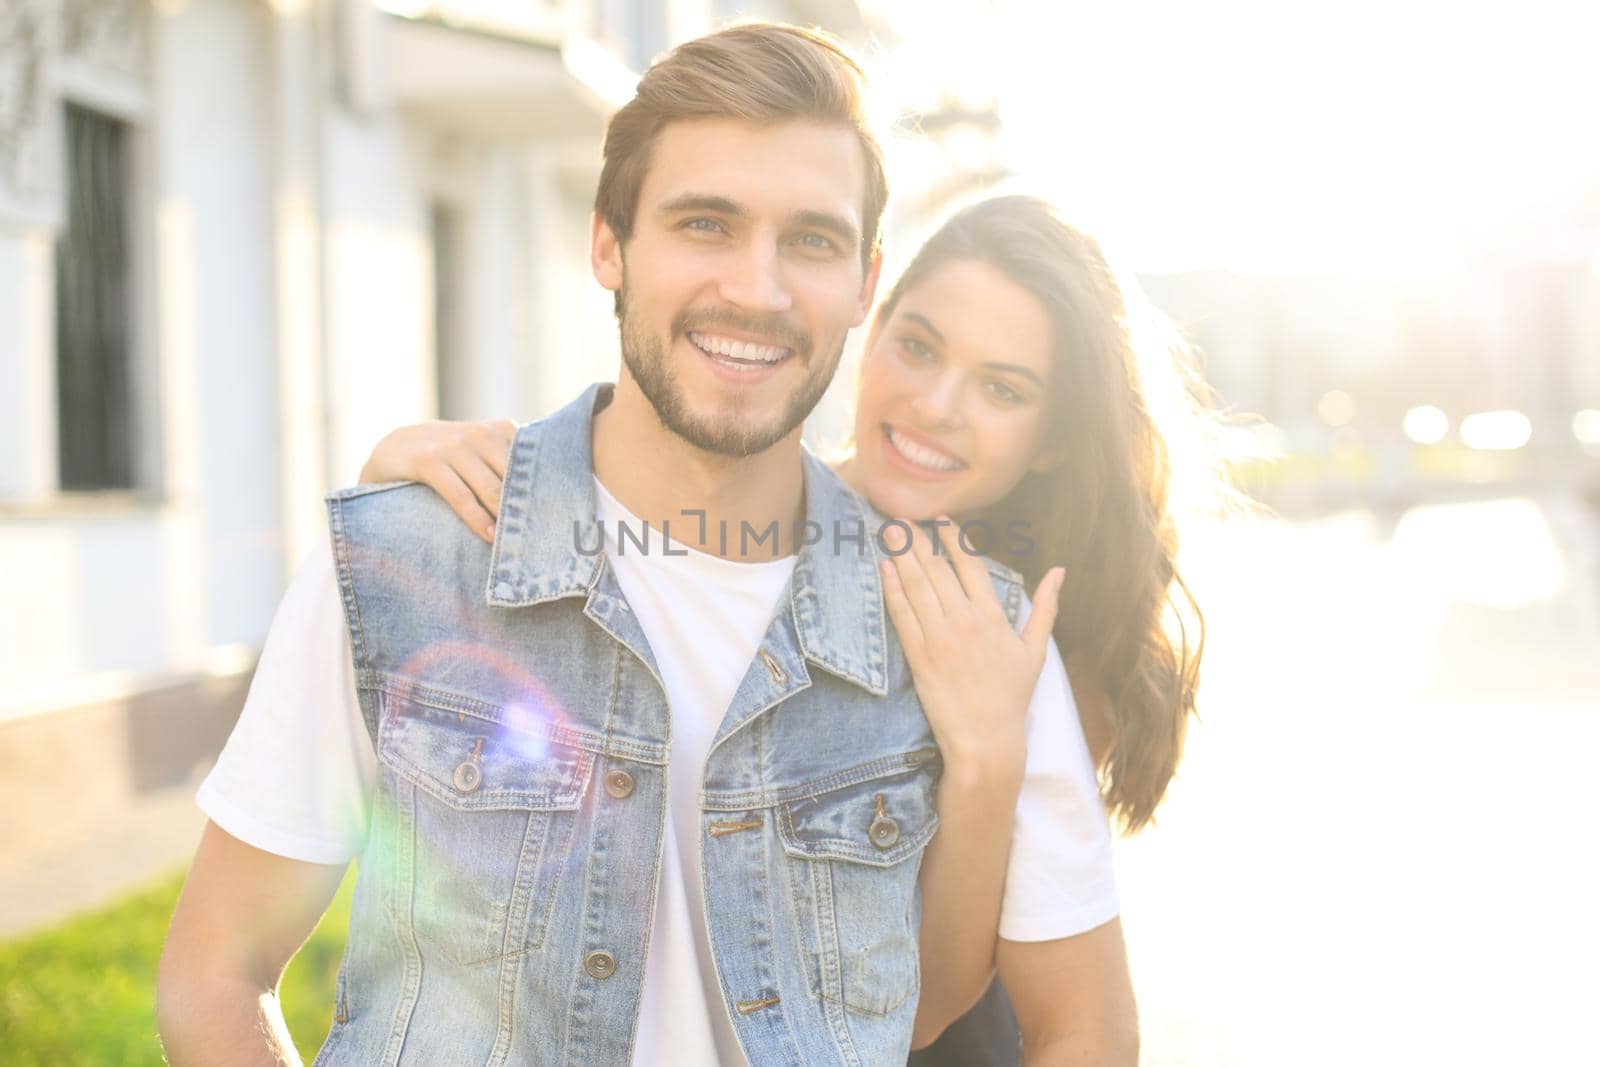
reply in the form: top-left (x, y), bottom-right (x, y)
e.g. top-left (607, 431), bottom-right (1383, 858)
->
top-left (584, 950), bottom-right (617, 980)
top-left (603, 769), bottom-right (635, 799)
top-left (452, 759), bottom-right (482, 793)
top-left (869, 814), bottom-right (900, 849)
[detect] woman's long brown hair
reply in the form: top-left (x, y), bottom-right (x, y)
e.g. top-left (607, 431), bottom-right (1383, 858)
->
top-left (876, 196), bottom-right (1213, 834)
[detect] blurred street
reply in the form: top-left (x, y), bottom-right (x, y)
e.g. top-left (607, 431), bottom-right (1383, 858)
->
top-left (1118, 492), bottom-right (1600, 1066)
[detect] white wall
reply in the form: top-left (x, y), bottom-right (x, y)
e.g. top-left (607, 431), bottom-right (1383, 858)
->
top-left (320, 106), bottom-right (434, 486)
top-left (1, 0), bottom-right (622, 716)
top-left (0, 0), bottom-right (284, 713)
top-left (153, 0), bottom-right (284, 648)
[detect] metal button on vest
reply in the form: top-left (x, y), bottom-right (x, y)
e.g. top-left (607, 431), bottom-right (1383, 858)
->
top-left (603, 769), bottom-right (635, 799)
top-left (584, 950), bottom-right (617, 980)
top-left (869, 793), bottom-right (899, 848)
top-left (452, 759), bottom-right (482, 794)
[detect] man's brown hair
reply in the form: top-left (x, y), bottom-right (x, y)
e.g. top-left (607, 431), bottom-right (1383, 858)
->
top-left (594, 22), bottom-right (887, 272)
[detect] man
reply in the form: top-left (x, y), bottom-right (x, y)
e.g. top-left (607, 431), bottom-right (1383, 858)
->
top-left (157, 23), bottom-right (1127, 1066)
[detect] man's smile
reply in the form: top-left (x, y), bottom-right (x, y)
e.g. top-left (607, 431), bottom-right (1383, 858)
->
top-left (688, 330), bottom-right (797, 375)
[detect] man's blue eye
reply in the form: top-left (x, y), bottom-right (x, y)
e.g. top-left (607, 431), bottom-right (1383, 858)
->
top-left (685, 218), bottom-right (723, 232)
top-left (796, 233), bottom-right (836, 251)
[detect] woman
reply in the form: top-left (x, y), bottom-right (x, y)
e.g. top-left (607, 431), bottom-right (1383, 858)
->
top-left (362, 196), bottom-right (1210, 1062)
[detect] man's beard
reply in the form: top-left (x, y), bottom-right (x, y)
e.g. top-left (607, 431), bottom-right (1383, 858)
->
top-left (618, 287), bottom-right (843, 458)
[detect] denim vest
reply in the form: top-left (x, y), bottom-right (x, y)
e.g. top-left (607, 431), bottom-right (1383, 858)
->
top-left (313, 384), bottom-right (1022, 1066)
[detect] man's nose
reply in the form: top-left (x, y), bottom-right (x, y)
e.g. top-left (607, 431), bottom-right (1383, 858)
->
top-left (909, 371), bottom-right (965, 429)
top-left (717, 241), bottom-right (794, 313)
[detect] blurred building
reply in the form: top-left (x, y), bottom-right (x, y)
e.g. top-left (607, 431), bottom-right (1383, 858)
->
top-left (0, 0), bottom-right (865, 922)
top-left (1140, 196), bottom-right (1600, 513)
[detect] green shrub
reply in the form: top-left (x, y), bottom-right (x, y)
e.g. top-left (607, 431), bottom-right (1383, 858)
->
top-left (0, 865), bottom-right (355, 1065)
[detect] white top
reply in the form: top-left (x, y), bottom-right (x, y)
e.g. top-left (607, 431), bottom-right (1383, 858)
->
top-left (198, 481), bottom-right (1119, 1066)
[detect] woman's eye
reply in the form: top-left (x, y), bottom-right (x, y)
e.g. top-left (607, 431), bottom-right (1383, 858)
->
top-left (984, 379), bottom-right (1026, 404)
top-left (898, 337), bottom-right (935, 363)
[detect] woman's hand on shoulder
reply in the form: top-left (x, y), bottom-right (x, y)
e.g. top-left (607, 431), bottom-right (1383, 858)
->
top-left (880, 518), bottom-right (1065, 788)
top-left (359, 418), bottom-right (517, 543)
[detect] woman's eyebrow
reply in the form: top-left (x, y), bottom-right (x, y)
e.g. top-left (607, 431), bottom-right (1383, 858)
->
top-left (904, 310), bottom-right (1045, 385)
top-left (982, 362), bottom-right (1047, 387)
top-left (902, 311), bottom-right (946, 343)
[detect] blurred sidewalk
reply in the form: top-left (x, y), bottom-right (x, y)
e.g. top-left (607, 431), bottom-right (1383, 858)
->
top-left (0, 782), bottom-right (204, 939)
top-left (1121, 490), bottom-right (1600, 1066)
top-left (0, 669), bottom-right (248, 940)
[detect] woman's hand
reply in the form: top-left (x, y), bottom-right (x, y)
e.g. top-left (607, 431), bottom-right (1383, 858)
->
top-left (884, 518), bottom-right (1066, 1042)
top-left (880, 519), bottom-right (1064, 787)
top-left (359, 419), bottom-right (516, 543)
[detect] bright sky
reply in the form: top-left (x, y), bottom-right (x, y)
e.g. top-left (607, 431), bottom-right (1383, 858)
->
top-left (874, 0), bottom-right (1600, 278)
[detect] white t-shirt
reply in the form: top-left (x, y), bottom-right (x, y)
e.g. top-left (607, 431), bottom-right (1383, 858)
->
top-left (198, 481), bottom-right (1119, 1065)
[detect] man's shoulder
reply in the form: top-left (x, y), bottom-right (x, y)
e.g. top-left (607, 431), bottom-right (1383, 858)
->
top-left (325, 480), bottom-right (488, 560)
top-left (327, 478), bottom-right (464, 520)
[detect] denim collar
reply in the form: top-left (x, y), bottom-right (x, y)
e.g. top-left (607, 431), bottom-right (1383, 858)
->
top-left (486, 383), bottom-right (890, 695)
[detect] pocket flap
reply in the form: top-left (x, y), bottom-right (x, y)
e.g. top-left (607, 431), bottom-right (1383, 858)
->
top-left (777, 759), bottom-right (940, 867)
top-left (378, 691), bottom-right (593, 812)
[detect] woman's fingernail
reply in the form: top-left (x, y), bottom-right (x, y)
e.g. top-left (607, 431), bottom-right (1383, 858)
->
top-left (486, 522), bottom-right (497, 539)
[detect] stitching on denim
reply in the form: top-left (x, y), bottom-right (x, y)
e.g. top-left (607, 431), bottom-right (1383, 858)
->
top-left (815, 858), bottom-right (863, 1066)
top-left (624, 646), bottom-right (669, 1065)
top-left (384, 750), bottom-right (592, 813)
top-left (328, 499), bottom-right (372, 688)
top-left (380, 782), bottom-right (423, 1066)
top-left (485, 424), bottom-right (537, 602)
top-left (703, 748), bottom-right (938, 811)
top-left (751, 714), bottom-right (811, 1061)
top-left (486, 808), bottom-right (546, 1064)
top-left (363, 677), bottom-right (667, 766)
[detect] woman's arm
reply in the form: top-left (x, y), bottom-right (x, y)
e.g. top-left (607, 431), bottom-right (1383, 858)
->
top-left (878, 521), bottom-right (1064, 1046)
top-left (998, 921), bottom-right (1138, 1066)
top-left (910, 757), bottom-right (1024, 1048)
top-left (359, 419), bottom-right (517, 541)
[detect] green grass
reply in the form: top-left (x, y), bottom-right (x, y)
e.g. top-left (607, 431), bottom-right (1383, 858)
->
top-left (0, 865), bottom-right (356, 1066)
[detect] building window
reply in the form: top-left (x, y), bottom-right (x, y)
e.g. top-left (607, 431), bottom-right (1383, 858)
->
top-left (431, 200), bottom-right (465, 420)
top-left (55, 102), bottom-right (134, 491)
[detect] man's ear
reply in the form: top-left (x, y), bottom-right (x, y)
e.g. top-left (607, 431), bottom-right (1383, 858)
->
top-left (851, 249), bottom-right (884, 326)
top-left (863, 303), bottom-right (887, 352)
top-left (592, 212), bottom-right (623, 292)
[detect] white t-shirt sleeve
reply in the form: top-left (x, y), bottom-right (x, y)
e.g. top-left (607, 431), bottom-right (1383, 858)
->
top-left (997, 600), bottom-right (1121, 942)
top-left (196, 537), bottom-right (377, 865)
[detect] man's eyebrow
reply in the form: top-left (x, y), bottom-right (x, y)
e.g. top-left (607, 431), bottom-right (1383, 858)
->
top-left (658, 194), bottom-right (747, 217)
top-left (792, 209), bottom-right (860, 246)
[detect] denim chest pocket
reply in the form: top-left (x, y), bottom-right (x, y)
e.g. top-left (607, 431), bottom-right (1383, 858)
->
top-left (777, 753), bottom-right (941, 1018)
top-left (377, 691), bottom-right (594, 968)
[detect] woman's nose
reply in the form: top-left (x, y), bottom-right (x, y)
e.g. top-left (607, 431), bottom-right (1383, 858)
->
top-left (909, 373), bottom-right (964, 429)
